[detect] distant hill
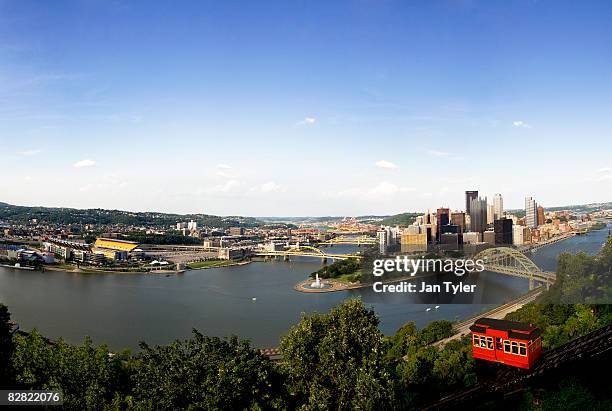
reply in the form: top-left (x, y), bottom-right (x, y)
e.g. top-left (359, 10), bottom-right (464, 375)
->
top-left (381, 212), bottom-right (420, 227)
top-left (0, 202), bottom-right (263, 228)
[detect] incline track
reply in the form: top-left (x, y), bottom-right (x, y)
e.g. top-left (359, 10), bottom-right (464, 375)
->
top-left (426, 324), bottom-right (612, 410)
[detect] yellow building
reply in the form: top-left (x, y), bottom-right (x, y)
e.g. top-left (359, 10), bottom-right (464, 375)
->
top-left (94, 238), bottom-right (140, 252)
top-left (400, 233), bottom-right (427, 245)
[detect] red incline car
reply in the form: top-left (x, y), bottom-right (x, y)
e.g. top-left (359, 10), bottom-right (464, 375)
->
top-left (470, 317), bottom-right (543, 369)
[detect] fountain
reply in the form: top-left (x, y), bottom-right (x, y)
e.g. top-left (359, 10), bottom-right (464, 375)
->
top-left (310, 273), bottom-right (324, 289)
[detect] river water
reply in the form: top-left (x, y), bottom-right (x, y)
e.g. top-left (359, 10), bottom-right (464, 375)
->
top-left (0, 227), bottom-right (609, 350)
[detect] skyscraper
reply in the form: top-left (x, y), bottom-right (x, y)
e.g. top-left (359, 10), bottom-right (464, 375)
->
top-left (525, 197), bottom-right (537, 228)
top-left (494, 218), bottom-right (513, 245)
top-left (436, 208), bottom-right (450, 242)
top-left (537, 206), bottom-right (545, 226)
top-left (465, 191), bottom-right (478, 215)
top-left (469, 196), bottom-right (488, 234)
top-left (493, 193), bottom-right (503, 220)
top-left (450, 212), bottom-right (465, 234)
top-left (487, 204), bottom-right (495, 225)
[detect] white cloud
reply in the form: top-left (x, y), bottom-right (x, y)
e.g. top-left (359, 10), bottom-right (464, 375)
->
top-left (296, 117), bottom-right (316, 126)
top-left (73, 159), bottom-right (96, 168)
top-left (217, 163), bottom-right (232, 169)
top-left (513, 120), bottom-right (532, 129)
top-left (597, 167), bottom-right (611, 173)
top-left (20, 149), bottom-right (41, 156)
top-left (369, 181), bottom-right (412, 195)
top-left (427, 150), bottom-right (451, 157)
top-left (597, 174), bottom-right (611, 182)
top-left (375, 160), bottom-right (397, 169)
top-left (204, 179), bottom-right (240, 194)
top-left (254, 181), bottom-right (282, 193)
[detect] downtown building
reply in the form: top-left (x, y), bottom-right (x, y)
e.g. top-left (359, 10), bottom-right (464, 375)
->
top-left (487, 204), bottom-right (495, 225)
top-left (450, 211), bottom-right (466, 234)
top-left (469, 196), bottom-right (488, 234)
top-left (537, 206), bottom-right (545, 226)
top-left (494, 218), bottom-right (513, 245)
top-left (494, 193), bottom-right (504, 220)
top-left (525, 197), bottom-right (538, 228)
top-left (465, 191), bottom-right (478, 215)
top-left (436, 207), bottom-right (450, 242)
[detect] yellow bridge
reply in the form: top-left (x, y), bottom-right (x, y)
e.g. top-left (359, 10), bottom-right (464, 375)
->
top-left (319, 235), bottom-right (376, 246)
top-left (254, 245), bottom-right (362, 261)
top-left (476, 247), bottom-right (556, 290)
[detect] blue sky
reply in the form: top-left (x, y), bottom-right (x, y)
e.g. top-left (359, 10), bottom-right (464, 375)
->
top-left (1, 0), bottom-right (611, 216)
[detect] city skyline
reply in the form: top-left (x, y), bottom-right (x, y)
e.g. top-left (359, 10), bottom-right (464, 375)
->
top-left (1, 1), bottom-right (611, 215)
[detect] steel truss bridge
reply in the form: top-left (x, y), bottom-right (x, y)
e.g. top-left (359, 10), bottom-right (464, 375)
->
top-left (475, 247), bottom-right (556, 290)
top-left (254, 245), bottom-right (362, 261)
top-left (319, 235), bottom-right (376, 246)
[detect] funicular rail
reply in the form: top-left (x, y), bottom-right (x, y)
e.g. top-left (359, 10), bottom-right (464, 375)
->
top-left (425, 324), bottom-right (612, 410)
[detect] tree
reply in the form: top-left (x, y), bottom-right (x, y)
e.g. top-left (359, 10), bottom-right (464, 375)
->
top-left (280, 298), bottom-right (395, 410)
top-left (131, 331), bottom-right (285, 410)
top-left (538, 377), bottom-right (610, 410)
top-left (11, 331), bottom-right (130, 409)
top-left (431, 340), bottom-right (476, 388)
top-left (386, 322), bottom-right (418, 360)
top-left (417, 320), bottom-right (454, 346)
top-left (0, 304), bottom-right (14, 388)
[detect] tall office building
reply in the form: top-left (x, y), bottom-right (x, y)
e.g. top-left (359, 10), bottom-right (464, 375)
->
top-left (436, 207), bottom-right (450, 241)
top-left (450, 212), bottom-right (465, 234)
top-left (525, 197), bottom-right (538, 228)
top-left (469, 196), bottom-right (488, 234)
top-left (493, 193), bottom-right (503, 220)
top-left (487, 204), bottom-right (495, 225)
top-left (494, 218), bottom-right (513, 245)
top-left (537, 206), bottom-right (545, 226)
top-left (465, 191), bottom-right (478, 215)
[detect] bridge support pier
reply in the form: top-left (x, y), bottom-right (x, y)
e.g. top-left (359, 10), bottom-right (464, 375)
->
top-left (284, 256), bottom-right (289, 262)
top-left (529, 277), bottom-right (535, 291)
top-left (322, 257), bottom-right (327, 264)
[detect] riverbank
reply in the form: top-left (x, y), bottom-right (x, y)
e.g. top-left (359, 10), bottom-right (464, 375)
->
top-left (0, 263), bottom-right (36, 271)
top-left (43, 265), bottom-right (185, 275)
top-left (187, 260), bottom-right (251, 270)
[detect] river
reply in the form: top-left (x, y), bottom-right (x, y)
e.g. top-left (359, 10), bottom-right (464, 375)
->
top-left (0, 227), bottom-right (609, 350)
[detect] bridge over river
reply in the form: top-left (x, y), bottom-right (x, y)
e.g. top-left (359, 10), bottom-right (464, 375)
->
top-left (477, 247), bottom-right (556, 290)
